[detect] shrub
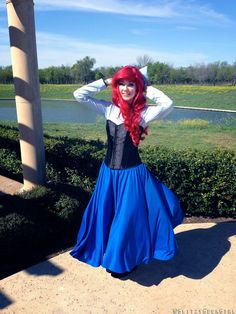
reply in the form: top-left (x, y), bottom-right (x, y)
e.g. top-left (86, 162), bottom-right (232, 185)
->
top-left (0, 188), bottom-right (53, 264)
top-left (177, 119), bottom-right (209, 128)
top-left (0, 184), bottom-right (85, 276)
top-left (1, 123), bottom-right (235, 218)
top-left (0, 122), bottom-right (235, 277)
top-left (0, 148), bottom-right (22, 180)
top-left (53, 194), bottom-right (81, 222)
top-left (140, 146), bottom-right (236, 217)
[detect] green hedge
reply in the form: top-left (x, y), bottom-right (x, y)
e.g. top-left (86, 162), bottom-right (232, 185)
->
top-left (0, 184), bottom-right (87, 277)
top-left (141, 146), bottom-right (235, 217)
top-left (0, 123), bottom-right (235, 218)
top-left (0, 123), bottom-right (235, 276)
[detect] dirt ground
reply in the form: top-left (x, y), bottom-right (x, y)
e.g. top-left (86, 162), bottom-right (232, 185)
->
top-left (1, 222), bottom-right (236, 314)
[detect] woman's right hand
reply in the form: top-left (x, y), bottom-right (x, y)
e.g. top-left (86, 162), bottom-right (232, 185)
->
top-left (104, 78), bottom-right (112, 87)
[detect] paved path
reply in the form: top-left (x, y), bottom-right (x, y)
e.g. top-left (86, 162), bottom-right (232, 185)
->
top-left (0, 175), bottom-right (23, 195)
top-left (1, 222), bottom-right (236, 314)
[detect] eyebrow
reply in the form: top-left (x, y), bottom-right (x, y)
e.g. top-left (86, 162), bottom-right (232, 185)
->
top-left (119, 80), bottom-right (135, 85)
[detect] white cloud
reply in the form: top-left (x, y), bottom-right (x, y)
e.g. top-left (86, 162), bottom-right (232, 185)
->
top-left (1, 1), bottom-right (233, 28)
top-left (35, 0), bottom-right (178, 18)
top-left (0, 2), bottom-right (233, 69)
top-left (177, 26), bottom-right (197, 31)
top-left (3, 29), bottom-right (234, 69)
top-left (33, 0), bottom-right (233, 26)
top-left (130, 28), bottom-right (154, 36)
top-left (35, 31), bottom-right (208, 68)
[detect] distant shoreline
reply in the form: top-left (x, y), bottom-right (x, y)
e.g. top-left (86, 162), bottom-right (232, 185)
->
top-left (174, 106), bottom-right (236, 113)
top-left (1, 98), bottom-right (236, 113)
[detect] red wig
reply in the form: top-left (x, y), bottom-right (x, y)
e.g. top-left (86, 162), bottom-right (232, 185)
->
top-left (112, 65), bottom-right (148, 146)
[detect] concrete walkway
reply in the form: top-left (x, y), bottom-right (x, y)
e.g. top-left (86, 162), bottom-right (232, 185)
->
top-left (1, 222), bottom-right (236, 314)
top-left (0, 175), bottom-right (23, 195)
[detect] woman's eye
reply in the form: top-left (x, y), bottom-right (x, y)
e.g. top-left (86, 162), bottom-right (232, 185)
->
top-left (119, 81), bottom-right (135, 88)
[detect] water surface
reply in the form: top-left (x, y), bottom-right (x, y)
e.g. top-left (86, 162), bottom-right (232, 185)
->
top-left (0, 99), bottom-right (235, 125)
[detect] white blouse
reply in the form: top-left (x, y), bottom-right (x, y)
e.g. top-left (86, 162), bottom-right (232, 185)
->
top-left (73, 79), bottom-right (173, 128)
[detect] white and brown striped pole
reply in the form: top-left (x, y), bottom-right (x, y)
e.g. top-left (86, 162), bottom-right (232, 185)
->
top-left (6, 0), bottom-right (45, 190)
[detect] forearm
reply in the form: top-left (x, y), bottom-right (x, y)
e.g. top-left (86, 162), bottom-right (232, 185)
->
top-left (73, 79), bottom-right (110, 114)
top-left (146, 86), bottom-right (173, 110)
top-left (73, 79), bottom-right (107, 101)
top-left (143, 86), bottom-right (173, 123)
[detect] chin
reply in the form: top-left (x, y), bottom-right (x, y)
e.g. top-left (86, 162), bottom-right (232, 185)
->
top-left (122, 97), bottom-right (133, 102)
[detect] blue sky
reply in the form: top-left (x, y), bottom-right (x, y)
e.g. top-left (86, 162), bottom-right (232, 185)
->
top-left (0, 0), bottom-right (236, 69)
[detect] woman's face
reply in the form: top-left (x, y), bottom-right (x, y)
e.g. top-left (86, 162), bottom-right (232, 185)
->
top-left (118, 80), bottom-right (137, 104)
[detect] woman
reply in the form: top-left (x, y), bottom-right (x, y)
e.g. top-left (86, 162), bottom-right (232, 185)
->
top-left (70, 65), bottom-right (183, 278)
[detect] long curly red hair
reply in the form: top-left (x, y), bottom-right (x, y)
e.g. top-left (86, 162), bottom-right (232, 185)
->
top-left (112, 66), bottom-right (148, 146)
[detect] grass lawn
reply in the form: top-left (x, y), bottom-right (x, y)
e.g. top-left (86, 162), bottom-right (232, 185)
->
top-left (1, 115), bottom-right (235, 153)
top-left (1, 83), bottom-right (236, 111)
top-left (161, 85), bottom-right (236, 111)
top-left (1, 83), bottom-right (235, 152)
top-left (42, 119), bottom-right (236, 153)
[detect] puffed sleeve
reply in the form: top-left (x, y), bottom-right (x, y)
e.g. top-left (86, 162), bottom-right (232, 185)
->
top-left (141, 86), bottom-right (173, 124)
top-left (73, 79), bottom-right (111, 115)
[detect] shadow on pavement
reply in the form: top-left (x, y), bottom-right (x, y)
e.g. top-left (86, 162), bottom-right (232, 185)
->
top-left (0, 291), bottom-right (14, 310)
top-left (125, 222), bottom-right (236, 286)
top-left (25, 259), bottom-right (64, 276)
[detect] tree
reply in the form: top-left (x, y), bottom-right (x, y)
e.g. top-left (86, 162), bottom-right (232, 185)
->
top-left (71, 56), bottom-right (96, 83)
top-left (149, 62), bottom-right (171, 84)
top-left (194, 63), bottom-right (209, 84)
top-left (205, 62), bottom-right (220, 85)
top-left (216, 61), bottom-right (232, 84)
top-left (231, 61), bottom-right (236, 85)
top-left (0, 66), bottom-right (13, 83)
top-left (95, 66), bottom-right (120, 79)
top-left (19, 57), bottom-right (236, 85)
top-left (136, 55), bottom-right (153, 67)
top-left (94, 70), bottom-right (105, 81)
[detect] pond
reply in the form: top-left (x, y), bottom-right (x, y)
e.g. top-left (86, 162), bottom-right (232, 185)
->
top-left (0, 99), bottom-right (235, 125)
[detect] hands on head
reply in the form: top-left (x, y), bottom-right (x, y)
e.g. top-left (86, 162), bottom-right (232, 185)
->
top-left (104, 78), bottom-right (112, 87)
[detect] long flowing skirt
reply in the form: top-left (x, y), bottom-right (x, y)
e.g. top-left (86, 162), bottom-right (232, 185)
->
top-left (70, 162), bottom-right (183, 273)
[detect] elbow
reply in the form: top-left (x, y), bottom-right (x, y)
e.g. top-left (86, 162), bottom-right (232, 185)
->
top-left (73, 89), bottom-right (80, 100)
top-left (73, 89), bottom-right (84, 102)
top-left (168, 99), bottom-right (174, 112)
top-left (160, 98), bottom-right (173, 118)
top-left (168, 97), bottom-right (173, 108)
top-left (164, 98), bottom-right (173, 112)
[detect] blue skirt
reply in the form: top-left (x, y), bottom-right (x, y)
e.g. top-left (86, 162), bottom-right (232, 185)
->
top-left (70, 162), bottom-right (183, 273)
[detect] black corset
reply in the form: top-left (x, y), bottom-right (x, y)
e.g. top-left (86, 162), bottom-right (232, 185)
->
top-left (104, 120), bottom-right (142, 169)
